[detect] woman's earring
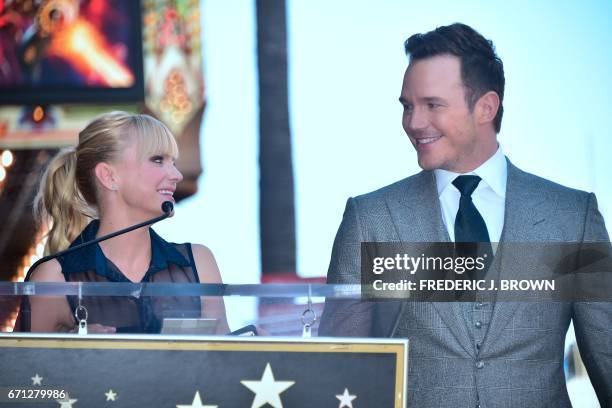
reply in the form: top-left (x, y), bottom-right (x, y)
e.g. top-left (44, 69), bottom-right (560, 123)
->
top-left (111, 185), bottom-right (118, 191)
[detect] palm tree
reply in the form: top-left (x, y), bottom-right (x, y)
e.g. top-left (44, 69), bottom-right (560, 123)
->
top-left (256, 0), bottom-right (296, 279)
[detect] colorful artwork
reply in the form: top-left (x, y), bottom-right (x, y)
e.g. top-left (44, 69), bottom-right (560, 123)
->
top-left (0, 0), bottom-right (138, 90)
top-left (143, 0), bottom-right (204, 135)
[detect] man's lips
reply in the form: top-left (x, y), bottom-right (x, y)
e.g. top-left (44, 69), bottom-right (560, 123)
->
top-left (414, 135), bottom-right (442, 145)
top-left (412, 135), bottom-right (442, 151)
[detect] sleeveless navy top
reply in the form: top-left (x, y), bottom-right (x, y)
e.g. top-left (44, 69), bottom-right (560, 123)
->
top-left (19, 220), bottom-right (202, 333)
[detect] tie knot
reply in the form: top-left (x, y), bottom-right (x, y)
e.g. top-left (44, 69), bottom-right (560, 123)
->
top-left (452, 175), bottom-right (481, 197)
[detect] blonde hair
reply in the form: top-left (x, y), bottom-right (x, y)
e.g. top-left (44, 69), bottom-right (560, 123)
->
top-left (34, 111), bottom-right (178, 255)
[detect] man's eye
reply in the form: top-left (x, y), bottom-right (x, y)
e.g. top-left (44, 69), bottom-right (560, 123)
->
top-left (403, 105), bottom-right (413, 113)
top-left (428, 103), bottom-right (441, 109)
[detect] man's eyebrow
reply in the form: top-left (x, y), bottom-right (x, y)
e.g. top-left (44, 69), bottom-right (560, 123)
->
top-left (421, 96), bottom-right (446, 103)
top-left (399, 96), bottom-right (446, 104)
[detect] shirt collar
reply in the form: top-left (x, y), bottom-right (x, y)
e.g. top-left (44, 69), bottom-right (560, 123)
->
top-left (60, 220), bottom-right (191, 277)
top-left (59, 220), bottom-right (99, 275)
top-left (433, 145), bottom-right (507, 198)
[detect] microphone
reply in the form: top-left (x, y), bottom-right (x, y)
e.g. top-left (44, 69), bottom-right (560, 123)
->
top-left (26, 201), bottom-right (175, 278)
top-left (161, 201), bottom-right (174, 215)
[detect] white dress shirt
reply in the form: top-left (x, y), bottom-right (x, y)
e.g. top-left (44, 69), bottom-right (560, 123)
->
top-left (433, 146), bottom-right (507, 243)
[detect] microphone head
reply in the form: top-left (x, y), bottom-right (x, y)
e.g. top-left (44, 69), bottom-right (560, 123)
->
top-left (161, 201), bottom-right (174, 215)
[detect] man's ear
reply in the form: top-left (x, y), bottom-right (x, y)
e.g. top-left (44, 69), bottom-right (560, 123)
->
top-left (475, 91), bottom-right (500, 127)
top-left (94, 162), bottom-right (119, 191)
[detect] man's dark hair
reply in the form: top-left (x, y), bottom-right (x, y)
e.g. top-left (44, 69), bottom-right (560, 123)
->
top-left (404, 23), bottom-right (505, 133)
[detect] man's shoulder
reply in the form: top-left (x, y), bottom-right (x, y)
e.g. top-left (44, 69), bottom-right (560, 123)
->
top-left (509, 162), bottom-right (592, 207)
top-left (351, 171), bottom-right (429, 206)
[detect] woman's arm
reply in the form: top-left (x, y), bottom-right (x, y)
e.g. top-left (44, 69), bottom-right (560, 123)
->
top-left (27, 260), bottom-right (116, 333)
top-left (191, 244), bottom-right (230, 334)
top-left (27, 260), bottom-right (77, 332)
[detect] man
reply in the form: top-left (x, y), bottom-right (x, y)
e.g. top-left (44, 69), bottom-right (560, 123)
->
top-left (318, 23), bottom-right (611, 407)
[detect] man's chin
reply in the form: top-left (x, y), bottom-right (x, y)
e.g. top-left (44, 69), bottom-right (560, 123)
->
top-left (417, 156), bottom-right (441, 171)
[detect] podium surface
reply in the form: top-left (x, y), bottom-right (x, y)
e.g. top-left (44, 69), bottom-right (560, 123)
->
top-left (0, 333), bottom-right (407, 407)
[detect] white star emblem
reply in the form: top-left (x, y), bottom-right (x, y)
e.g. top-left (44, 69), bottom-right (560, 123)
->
top-left (56, 395), bottom-right (78, 407)
top-left (31, 374), bottom-right (43, 386)
top-left (241, 363), bottom-right (295, 408)
top-left (105, 389), bottom-right (117, 402)
top-left (176, 391), bottom-right (218, 408)
top-left (336, 388), bottom-right (357, 408)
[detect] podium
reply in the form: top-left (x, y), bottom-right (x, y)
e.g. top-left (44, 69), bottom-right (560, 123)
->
top-left (0, 282), bottom-right (408, 407)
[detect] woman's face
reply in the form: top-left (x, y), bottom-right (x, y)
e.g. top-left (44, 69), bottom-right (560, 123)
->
top-left (114, 141), bottom-right (183, 217)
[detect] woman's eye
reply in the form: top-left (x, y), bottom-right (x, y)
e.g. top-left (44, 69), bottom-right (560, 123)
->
top-left (150, 156), bottom-right (164, 164)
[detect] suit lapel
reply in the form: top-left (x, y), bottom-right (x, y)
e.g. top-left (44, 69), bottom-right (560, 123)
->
top-left (480, 160), bottom-right (551, 353)
top-left (384, 172), bottom-right (476, 356)
top-left (386, 171), bottom-right (451, 243)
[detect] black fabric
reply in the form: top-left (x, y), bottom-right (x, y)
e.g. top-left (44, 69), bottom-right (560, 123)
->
top-left (16, 220), bottom-right (201, 333)
top-left (453, 175), bottom-right (493, 280)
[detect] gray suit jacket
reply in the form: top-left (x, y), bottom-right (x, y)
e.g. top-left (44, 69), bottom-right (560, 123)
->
top-left (319, 159), bottom-right (611, 407)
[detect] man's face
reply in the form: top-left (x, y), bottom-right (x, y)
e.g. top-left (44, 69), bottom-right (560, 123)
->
top-left (400, 54), bottom-right (485, 172)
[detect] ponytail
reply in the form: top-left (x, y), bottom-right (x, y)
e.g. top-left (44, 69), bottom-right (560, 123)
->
top-left (34, 148), bottom-right (95, 255)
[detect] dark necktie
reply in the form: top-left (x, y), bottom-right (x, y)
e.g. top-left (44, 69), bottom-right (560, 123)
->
top-left (452, 175), bottom-right (492, 281)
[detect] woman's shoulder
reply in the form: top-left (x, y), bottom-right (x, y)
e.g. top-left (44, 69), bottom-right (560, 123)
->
top-left (27, 258), bottom-right (65, 282)
top-left (189, 243), bottom-right (214, 258)
top-left (189, 244), bottom-right (222, 283)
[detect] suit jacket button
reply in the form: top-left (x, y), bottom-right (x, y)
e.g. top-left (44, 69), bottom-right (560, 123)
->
top-left (476, 361), bottom-right (485, 369)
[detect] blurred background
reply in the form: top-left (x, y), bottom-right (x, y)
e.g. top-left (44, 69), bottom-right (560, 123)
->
top-left (0, 1), bottom-right (610, 406)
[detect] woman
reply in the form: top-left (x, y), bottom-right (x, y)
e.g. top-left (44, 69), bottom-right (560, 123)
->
top-left (18, 111), bottom-right (229, 334)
